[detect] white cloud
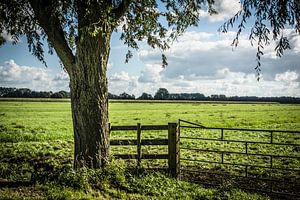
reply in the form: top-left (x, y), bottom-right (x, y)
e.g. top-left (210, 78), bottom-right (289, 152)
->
top-left (52, 71), bottom-right (70, 90)
top-left (1, 59), bottom-right (299, 97)
top-left (138, 64), bottom-right (163, 83)
top-left (53, 71), bottom-right (69, 81)
top-left (200, 0), bottom-right (241, 22)
top-left (108, 71), bottom-right (138, 95)
top-left (139, 31), bottom-right (257, 79)
top-left (275, 71), bottom-right (298, 82)
top-left (0, 60), bottom-right (69, 92)
top-left (109, 71), bottom-right (132, 82)
top-left (111, 62), bottom-right (298, 98)
top-left (0, 60), bottom-right (50, 84)
top-left (132, 30), bottom-right (300, 97)
top-left (139, 30), bottom-right (300, 78)
top-left (131, 68), bottom-right (299, 97)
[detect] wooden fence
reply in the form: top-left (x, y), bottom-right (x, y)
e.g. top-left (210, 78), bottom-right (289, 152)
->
top-left (109, 123), bottom-right (179, 177)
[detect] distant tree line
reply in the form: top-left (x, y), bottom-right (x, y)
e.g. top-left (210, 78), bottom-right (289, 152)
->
top-left (150, 88), bottom-right (300, 104)
top-left (0, 87), bottom-right (70, 98)
top-left (108, 92), bottom-right (135, 100)
top-left (0, 87), bottom-right (299, 103)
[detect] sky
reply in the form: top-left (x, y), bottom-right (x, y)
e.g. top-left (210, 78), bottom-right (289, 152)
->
top-left (0, 0), bottom-right (299, 97)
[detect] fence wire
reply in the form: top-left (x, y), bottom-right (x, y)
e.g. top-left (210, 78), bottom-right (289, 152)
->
top-left (179, 119), bottom-right (300, 198)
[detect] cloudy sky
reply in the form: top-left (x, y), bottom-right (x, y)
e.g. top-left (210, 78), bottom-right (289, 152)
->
top-left (0, 0), bottom-right (299, 97)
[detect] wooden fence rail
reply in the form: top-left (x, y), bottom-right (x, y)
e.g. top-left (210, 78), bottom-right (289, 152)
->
top-left (109, 122), bottom-right (179, 177)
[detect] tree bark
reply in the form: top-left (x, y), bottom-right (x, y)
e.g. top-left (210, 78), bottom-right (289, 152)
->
top-left (69, 29), bottom-right (111, 169)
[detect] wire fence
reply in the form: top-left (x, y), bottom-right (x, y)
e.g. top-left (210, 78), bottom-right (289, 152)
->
top-left (179, 119), bottom-right (300, 198)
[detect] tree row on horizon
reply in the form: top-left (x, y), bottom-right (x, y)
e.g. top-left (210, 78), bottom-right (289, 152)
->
top-left (0, 87), bottom-right (299, 103)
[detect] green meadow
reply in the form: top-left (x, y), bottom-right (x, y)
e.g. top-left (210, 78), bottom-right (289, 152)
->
top-left (0, 100), bottom-right (299, 199)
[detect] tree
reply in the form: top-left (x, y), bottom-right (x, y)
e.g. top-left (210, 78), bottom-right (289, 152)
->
top-left (1, 0), bottom-right (299, 169)
top-left (138, 92), bottom-right (153, 100)
top-left (119, 92), bottom-right (135, 99)
top-left (50, 90), bottom-right (70, 98)
top-left (154, 88), bottom-right (169, 100)
top-left (108, 92), bottom-right (119, 99)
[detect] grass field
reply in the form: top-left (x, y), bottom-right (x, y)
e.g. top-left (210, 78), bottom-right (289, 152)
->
top-left (0, 100), bottom-right (299, 199)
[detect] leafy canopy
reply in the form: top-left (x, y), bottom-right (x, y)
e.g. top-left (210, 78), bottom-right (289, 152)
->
top-left (0, 0), bottom-right (299, 75)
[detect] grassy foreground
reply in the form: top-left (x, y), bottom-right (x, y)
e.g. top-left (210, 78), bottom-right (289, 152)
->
top-left (0, 100), bottom-right (299, 199)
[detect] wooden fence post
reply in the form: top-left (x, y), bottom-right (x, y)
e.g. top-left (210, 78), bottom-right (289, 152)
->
top-left (168, 122), bottom-right (179, 178)
top-left (137, 123), bottom-right (141, 167)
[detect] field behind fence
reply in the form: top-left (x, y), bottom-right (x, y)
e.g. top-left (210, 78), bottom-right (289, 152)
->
top-left (109, 120), bottom-right (300, 198)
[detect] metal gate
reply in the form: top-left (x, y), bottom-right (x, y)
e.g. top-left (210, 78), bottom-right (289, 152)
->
top-left (178, 119), bottom-right (300, 198)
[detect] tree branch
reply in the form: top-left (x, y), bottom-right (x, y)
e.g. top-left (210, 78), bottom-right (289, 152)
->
top-left (112, 0), bottom-right (131, 21)
top-left (28, 0), bottom-right (75, 74)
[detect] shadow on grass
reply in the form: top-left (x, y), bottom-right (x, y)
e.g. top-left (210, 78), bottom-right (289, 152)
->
top-left (180, 166), bottom-right (300, 200)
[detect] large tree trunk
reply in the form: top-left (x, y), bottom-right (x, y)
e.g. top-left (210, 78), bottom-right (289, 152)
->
top-left (69, 30), bottom-right (111, 169)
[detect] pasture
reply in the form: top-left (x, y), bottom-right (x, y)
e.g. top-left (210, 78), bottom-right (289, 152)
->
top-left (0, 100), bottom-right (299, 199)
